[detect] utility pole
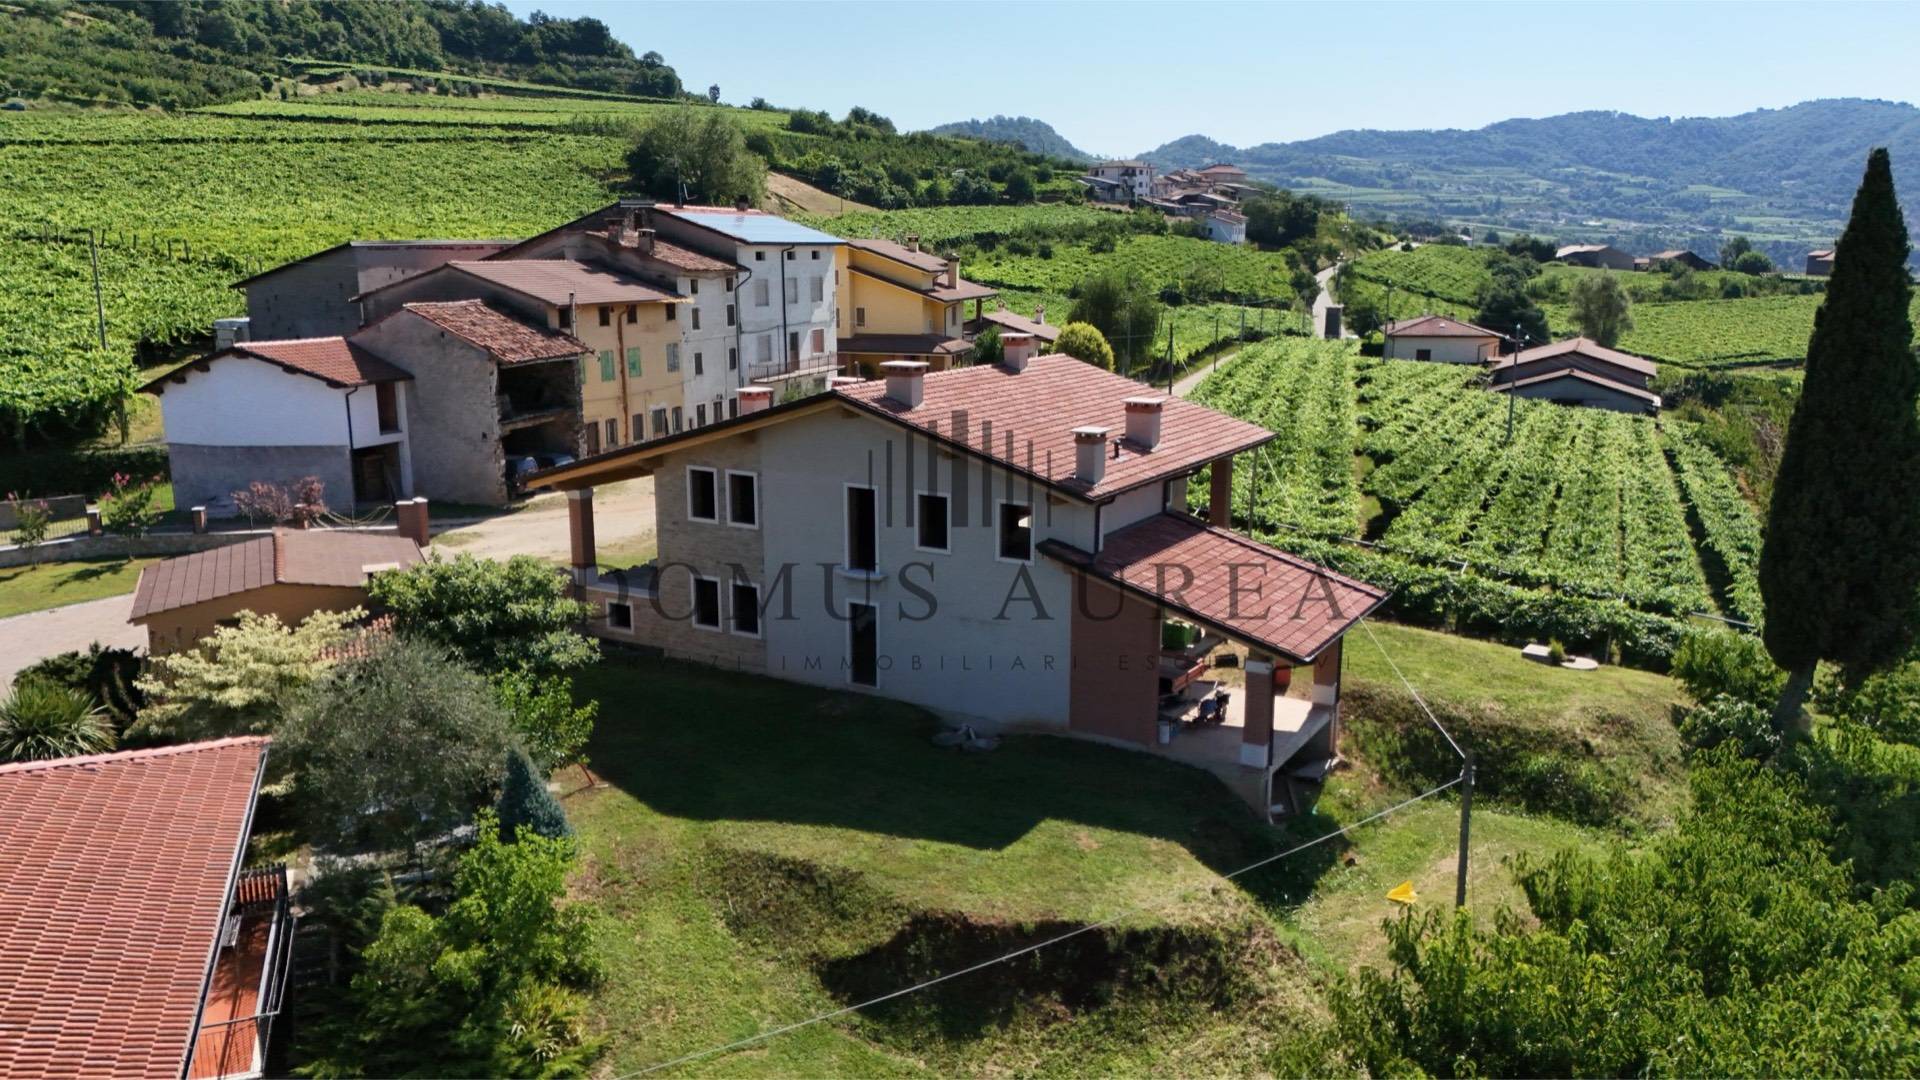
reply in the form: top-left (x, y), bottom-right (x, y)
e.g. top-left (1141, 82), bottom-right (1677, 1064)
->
top-left (1504, 323), bottom-right (1522, 444)
top-left (1455, 750), bottom-right (1476, 909)
top-left (88, 229), bottom-right (107, 349)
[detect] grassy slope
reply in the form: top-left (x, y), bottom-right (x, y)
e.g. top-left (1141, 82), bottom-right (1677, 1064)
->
top-left (564, 623), bottom-right (1668, 1073)
top-left (0, 557), bottom-right (156, 619)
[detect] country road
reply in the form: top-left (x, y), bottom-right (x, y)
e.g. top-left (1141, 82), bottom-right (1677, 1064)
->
top-left (1311, 262), bottom-right (1346, 339)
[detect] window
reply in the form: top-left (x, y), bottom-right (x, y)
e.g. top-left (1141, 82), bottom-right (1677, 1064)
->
top-left (730, 581), bottom-right (761, 637)
top-left (672, 406), bottom-right (683, 432)
top-left (599, 350), bottom-right (616, 381)
top-left (728, 398), bottom-right (739, 419)
top-left (846, 485), bottom-right (877, 572)
top-left (788, 331), bottom-right (800, 360)
top-left (916, 493), bottom-right (949, 552)
top-left (686, 466), bottom-right (718, 521)
top-left (375, 382), bottom-right (399, 434)
top-left (625, 304), bottom-right (637, 324)
top-left (691, 308), bottom-right (702, 330)
top-left (754, 251), bottom-right (766, 262)
top-left (690, 278), bottom-right (699, 295)
top-left (809, 276), bottom-right (824, 303)
top-left (784, 278), bottom-right (798, 304)
top-left (598, 306), bottom-right (611, 327)
top-left (855, 306), bottom-right (866, 328)
top-left (810, 249), bottom-right (821, 260)
top-left (725, 275), bottom-right (735, 291)
top-left (604, 418), bottom-right (618, 447)
top-left (665, 304), bottom-right (676, 321)
top-left (714, 395), bottom-right (724, 422)
top-left (626, 347), bottom-right (642, 376)
top-left (666, 343), bottom-right (681, 372)
top-left (810, 328), bottom-right (825, 356)
top-left (725, 303), bottom-right (735, 327)
top-left (633, 412), bottom-right (646, 441)
top-left (848, 602), bottom-right (878, 686)
top-left (558, 307), bottom-right (572, 329)
top-left (754, 280), bottom-right (770, 307)
top-left (692, 576), bottom-right (721, 630)
top-left (728, 347), bottom-right (738, 371)
top-left (696, 403), bottom-right (707, 427)
top-left (1415, 347), bottom-right (1433, 361)
top-left (694, 352), bottom-right (704, 375)
top-left (607, 601), bottom-right (633, 630)
top-left (757, 335), bottom-right (773, 363)
top-left (727, 471), bottom-right (758, 528)
top-left (998, 502), bottom-right (1032, 562)
top-left (652, 408), bottom-right (668, 437)
top-left (785, 250), bottom-right (795, 261)
top-left (584, 424), bottom-right (600, 455)
top-left (947, 304), bottom-right (958, 327)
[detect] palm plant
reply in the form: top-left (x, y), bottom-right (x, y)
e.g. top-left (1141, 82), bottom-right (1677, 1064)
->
top-left (0, 678), bottom-right (116, 762)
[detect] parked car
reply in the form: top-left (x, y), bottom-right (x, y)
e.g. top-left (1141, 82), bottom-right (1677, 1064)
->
top-left (509, 452), bottom-right (575, 491)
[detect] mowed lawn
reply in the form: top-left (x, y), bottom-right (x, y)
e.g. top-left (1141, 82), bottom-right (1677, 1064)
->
top-left (0, 557), bottom-right (156, 619)
top-left (560, 630), bottom-right (1639, 1074)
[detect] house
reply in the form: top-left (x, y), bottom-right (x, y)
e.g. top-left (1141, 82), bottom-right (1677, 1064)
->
top-left (141, 337), bottom-right (416, 512)
top-left (967, 302), bottom-right (1061, 345)
top-left (838, 236), bottom-right (998, 372)
top-left (1205, 209), bottom-right (1248, 245)
top-left (1553, 243), bottom-right (1637, 271)
top-left (1197, 163), bottom-right (1250, 186)
top-left (129, 523), bottom-right (426, 653)
top-left (1648, 249), bottom-right (1715, 271)
top-left (1079, 160), bottom-right (1155, 203)
top-left (0, 736), bottom-right (291, 1080)
top-left (231, 239), bottom-right (513, 340)
top-left (1806, 248), bottom-right (1835, 276)
top-left (1382, 314), bottom-right (1503, 363)
top-left (1488, 337), bottom-right (1661, 414)
top-left (527, 338), bottom-right (1389, 821)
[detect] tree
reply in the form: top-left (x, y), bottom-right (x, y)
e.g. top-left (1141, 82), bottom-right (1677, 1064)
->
top-left (497, 750), bottom-right (571, 840)
top-left (1054, 322), bottom-right (1115, 370)
top-left (1720, 234), bottom-right (1755, 269)
top-left (370, 554), bottom-right (597, 679)
top-left (493, 669), bottom-right (596, 772)
top-left (1068, 272), bottom-right (1160, 372)
top-left (624, 105), bottom-right (765, 206)
top-left (1003, 166), bottom-right (1036, 204)
top-left (134, 608), bottom-right (362, 741)
top-left (278, 637), bottom-right (519, 856)
top-left (1474, 282), bottom-right (1549, 346)
top-left (0, 678), bottom-right (114, 762)
top-left (1567, 273), bottom-right (1635, 346)
top-left (705, 83), bottom-right (719, 103)
top-left (99, 472), bottom-right (160, 549)
top-left (1731, 249), bottom-right (1776, 275)
top-left (968, 325), bottom-right (1002, 367)
top-left (1758, 149), bottom-right (1920, 736)
top-left (312, 810), bottom-right (601, 1076)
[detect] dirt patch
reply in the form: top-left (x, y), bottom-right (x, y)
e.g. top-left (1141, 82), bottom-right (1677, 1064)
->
top-left (429, 476), bottom-right (654, 564)
top-left (766, 172), bottom-right (876, 216)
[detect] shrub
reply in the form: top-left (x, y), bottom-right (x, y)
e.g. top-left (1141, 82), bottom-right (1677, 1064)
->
top-left (8, 494), bottom-right (51, 562)
top-left (1670, 629), bottom-right (1784, 707)
top-left (370, 554), bottom-right (596, 679)
top-left (135, 608), bottom-right (362, 742)
top-left (1054, 321), bottom-right (1116, 371)
top-left (497, 750), bottom-right (571, 840)
top-left (968, 325), bottom-right (1002, 367)
top-left (0, 678), bottom-right (115, 762)
top-left (1677, 693), bottom-right (1780, 758)
top-left (98, 472), bottom-right (161, 542)
top-left (16, 644), bottom-right (144, 731)
top-left (493, 670), bottom-right (596, 771)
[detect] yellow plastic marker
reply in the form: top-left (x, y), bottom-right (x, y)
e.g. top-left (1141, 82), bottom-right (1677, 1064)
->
top-left (1386, 880), bottom-right (1417, 905)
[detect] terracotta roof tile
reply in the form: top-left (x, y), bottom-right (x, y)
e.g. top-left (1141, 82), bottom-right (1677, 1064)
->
top-left (839, 333), bottom-right (972, 357)
top-left (140, 337), bottom-right (413, 396)
top-left (1383, 314), bottom-right (1501, 338)
top-left (1494, 337), bottom-right (1657, 378)
top-left (846, 237), bottom-right (950, 274)
top-left (130, 530), bottom-right (423, 620)
top-left (1041, 513), bottom-right (1387, 662)
top-left (972, 309), bottom-right (1061, 342)
top-left (836, 353), bottom-right (1273, 499)
top-left (848, 265), bottom-right (997, 304)
top-left (1490, 367), bottom-right (1662, 406)
top-left (446, 260), bottom-right (683, 306)
top-left (400, 300), bottom-right (589, 364)
top-left (589, 229), bottom-right (739, 272)
top-left (0, 737), bottom-right (269, 1080)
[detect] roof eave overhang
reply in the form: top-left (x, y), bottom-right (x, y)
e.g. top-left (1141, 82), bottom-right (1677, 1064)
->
top-left (177, 740), bottom-right (270, 1080)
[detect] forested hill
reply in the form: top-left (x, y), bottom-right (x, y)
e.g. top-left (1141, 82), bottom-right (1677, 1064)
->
top-left (0, 0), bottom-right (685, 109)
top-left (928, 115), bottom-right (1094, 162)
top-left (1143, 99), bottom-right (1920, 251)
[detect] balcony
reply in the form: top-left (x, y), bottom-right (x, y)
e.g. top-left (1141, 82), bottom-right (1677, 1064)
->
top-left (187, 866), bottom-right (294, 1080)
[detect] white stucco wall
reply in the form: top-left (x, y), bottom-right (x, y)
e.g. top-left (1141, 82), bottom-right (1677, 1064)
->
top-left (159, 356), bottom-right (353, 447)
top-left (1383, 335), bottom-right (1497, 363)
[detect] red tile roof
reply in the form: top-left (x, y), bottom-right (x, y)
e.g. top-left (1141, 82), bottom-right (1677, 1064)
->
top-left (445, 260), bottom-right (684, 306)
top-left (1383, 314), bottom-right (1501, 339)
top-left (839, 333), bottom-right (972, 357)
top-left (848, 265), bottom-right (997, 305)
top-left (0, 737), bottom-right (270, 1080)
top-left (972, 308), bottom-right (1061, 342)
top-left (1041, 513), bottom-right (1388, 662)
top-left (589, 228), bottom-right (739, 272)
top-left (836, 353), bottom-right (1273, 499)
top-left (1494, 337), bottom-right (1657, 378)
top-left (400, 299), bottom-right (589, 364)
top-left (129, 529), bottom-right (423, 620)
top-left (140, 337), bottom-right (413, 395)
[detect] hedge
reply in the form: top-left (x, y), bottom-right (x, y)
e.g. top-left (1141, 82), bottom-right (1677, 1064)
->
top-left (0, 446), bottom-right (169, 500)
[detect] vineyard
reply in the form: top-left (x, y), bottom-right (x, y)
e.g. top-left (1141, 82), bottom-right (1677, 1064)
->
top-left (1190, 340), bottom-right (1766, 636)
top-left (795, 204), bottom-right (1122, 247)
top-left (199, 92), bottom-right (794, 132)
top-left (966, 233), bottom-right (1306, 299)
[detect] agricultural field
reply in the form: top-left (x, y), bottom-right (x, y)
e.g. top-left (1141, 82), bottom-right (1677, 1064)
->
top-left (966, 233), bottom-right (1307, 300)
top-left (797, 203), bottom-right (1124, 247)
top-left (1191, 339), bottom-right (1761, 623)
top-left (199, 90), bottom-right (794, 132)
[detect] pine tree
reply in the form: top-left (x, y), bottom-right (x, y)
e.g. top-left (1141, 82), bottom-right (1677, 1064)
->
top-left (1758, 148), bottom-right (1920, 735)
top-left (497, 749), bottom-right (572, 840)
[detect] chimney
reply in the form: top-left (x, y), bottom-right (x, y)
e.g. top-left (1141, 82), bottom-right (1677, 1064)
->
top-left (1000, 332), bottom-right (1037, 372)
top-left (635, 227), bottom-right (656, 256)
top-left (395, 497), bottom-right (431, 547)
top-left (943, 257), bottom-right (958, 289)
top-left (1034, 305), bottom-right (1045, 326)
top-left (1073, 426), bottom-right (1111, 486)
top-left (618, 207), bottom-right (639, 245)
top-left (882, 360), bottom-right (928, 408)
top-left (905, 233), bottom-right (920, 252)
top-left (737, 386), bottom-right (774, 415)
top-left (1123, 396), bottom-right (1166, 450)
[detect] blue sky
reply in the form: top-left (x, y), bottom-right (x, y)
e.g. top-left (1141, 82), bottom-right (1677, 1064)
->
top-left (505, 1), bottom-right (1920, 155)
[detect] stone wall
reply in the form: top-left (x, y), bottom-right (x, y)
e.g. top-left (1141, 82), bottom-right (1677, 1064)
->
top-left (357, 310), bottom-right (511, 505)
top-left (650, 434), bottom-right (768, 673)
top-left (167, 443), bottom-right (353, 516)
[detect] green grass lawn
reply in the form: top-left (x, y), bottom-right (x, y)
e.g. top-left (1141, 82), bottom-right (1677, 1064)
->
top-left (0, 557), bottom-right (155, 619)
top-left (562, 644), bottom-right (1618, 1074)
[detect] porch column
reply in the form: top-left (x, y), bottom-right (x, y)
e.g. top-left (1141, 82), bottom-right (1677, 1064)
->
top-left (1313, 639), bottom-right (1343, 748)
top-left (1241, 652), bottom-right (1275, 768)
top-left (566, 488), bottom-right (596, 584)
top-left (1209, 454), bottom-right (1233, 528)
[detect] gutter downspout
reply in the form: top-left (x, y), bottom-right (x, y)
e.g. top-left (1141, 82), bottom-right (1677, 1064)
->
top-left (778, 244), bottom-right (795, 376)
top-left (178, 742), bottom-right (271, 1080)
top-left (343, 384), bottom-right (361, 505)
top-left (732, 263), bottom-right (754, 394)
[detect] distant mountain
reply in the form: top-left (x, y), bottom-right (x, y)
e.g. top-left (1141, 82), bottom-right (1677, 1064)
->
top-left (927, 116), bottom-right (1093, 162)
top-left (1141, 99), bottom-right (1920, 257)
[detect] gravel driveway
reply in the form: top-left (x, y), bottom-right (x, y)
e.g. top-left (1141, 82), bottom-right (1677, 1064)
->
top-left (0, 594), bottom-right (147, 691)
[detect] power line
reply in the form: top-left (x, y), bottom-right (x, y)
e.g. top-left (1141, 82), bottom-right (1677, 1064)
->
top-left (615, 778), bottom-right (1463, 1078)
top-left (1359, 617), bottom-right (1466, 762)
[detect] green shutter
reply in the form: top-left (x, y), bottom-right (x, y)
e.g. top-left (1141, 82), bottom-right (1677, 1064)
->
top-left (625, 347), bottom-right (642, 376)
top-left (599, 350), bottom-right (616, 381)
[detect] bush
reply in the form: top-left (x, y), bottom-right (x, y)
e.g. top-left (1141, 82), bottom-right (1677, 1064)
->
top-left (135, 608), bottom-right (362, 742)
top-left (493, 670), bottom-right (596, 771)
top-left (1670, 629), bottom-right (1784, 707)
top-left (968, 325), bottom-right (1002, 367)
top-left (370, 554), bottom-right (596, 679)
top-left (497, 750), bottom-right (571, 840)
top-left (1677, 693), bottom-right (1780, 758)
top-left (16, 644), bottom-right (144, 732)
top-left (1054, 322), bottom-right (1116, 371)
top-left (0, 678), bottom-right (115, 762)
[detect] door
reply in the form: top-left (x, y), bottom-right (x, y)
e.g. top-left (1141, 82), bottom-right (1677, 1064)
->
top-left (849, 602), bottom-right (877, 687)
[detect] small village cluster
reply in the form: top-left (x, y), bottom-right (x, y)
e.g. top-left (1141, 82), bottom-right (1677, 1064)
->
top-left (1078, 159), bottom-right (1254, 243)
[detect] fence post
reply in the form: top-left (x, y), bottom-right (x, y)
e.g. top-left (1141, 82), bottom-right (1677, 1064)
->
top-left (1455, 750), bottom-right (1475, 909)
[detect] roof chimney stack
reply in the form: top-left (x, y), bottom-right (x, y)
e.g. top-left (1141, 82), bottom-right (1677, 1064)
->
top-left (635, 227), bottom-right (655, 255)
top-left (737, 386), bottom-right (773, 415)
top-left (1000, 332), bottom-right (1037, 372)
top-left (1123, 396), bottom-right (1167, 450)
top-left (943, 257), bottom-right (959, 289)
top-left (882, 360), bottom-right (928, 409)
top-left (1034, 305), bottom-right (1045, 326)
top-left (1073, 426), bottom-right (1111, 486)
top-left (905, 233), bottom-right (920, 252)
top-left (734, 195), bottom-right (751, 212)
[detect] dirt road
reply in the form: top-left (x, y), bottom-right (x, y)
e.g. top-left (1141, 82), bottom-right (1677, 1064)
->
top-left (430, 476), bottom-right (656, 564)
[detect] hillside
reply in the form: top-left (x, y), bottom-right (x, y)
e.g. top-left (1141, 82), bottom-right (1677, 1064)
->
top-left (1143, 99), bottom-right (1920, 262)
top-left (927, 115), bottom-right (1094, 161)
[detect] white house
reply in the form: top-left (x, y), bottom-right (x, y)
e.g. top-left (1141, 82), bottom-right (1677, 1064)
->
top-left (1381, 314), bottom-right (1504, 363)
top-left (529, 338), bottom-right (1388, 821)
top-left (1080, 160), bottom-right (1155, 203)
top-left (142, 338), bottom-right (413, 513)
top-left (1206, 209), bottom-right (1248, 245)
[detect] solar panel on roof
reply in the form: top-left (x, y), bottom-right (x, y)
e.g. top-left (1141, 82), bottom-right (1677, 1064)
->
top-left (669, 210), bottom-right (843, 246)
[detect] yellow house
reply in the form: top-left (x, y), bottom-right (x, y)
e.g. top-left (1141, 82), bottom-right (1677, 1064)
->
top-left (836, 238), bottom-right (998, 374)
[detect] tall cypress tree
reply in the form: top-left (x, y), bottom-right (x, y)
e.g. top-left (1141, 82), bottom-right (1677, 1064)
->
top-left (1759, 148), bottom-right (1920, 734)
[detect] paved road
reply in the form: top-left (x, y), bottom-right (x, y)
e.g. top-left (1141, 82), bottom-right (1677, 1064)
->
top-left (0, 593), bottom-right (146, 690)
top-left (1311, 262), bottom-right (1346, 339)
